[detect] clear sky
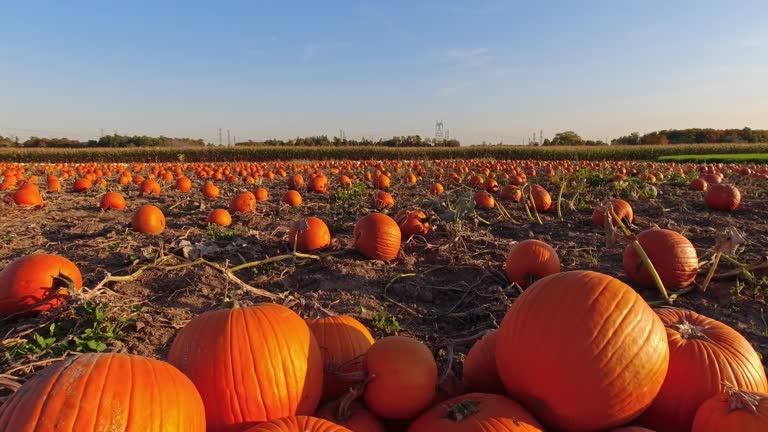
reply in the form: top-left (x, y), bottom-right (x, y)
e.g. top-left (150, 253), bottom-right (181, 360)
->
top-left (1, 0), bottom-right (766, 145)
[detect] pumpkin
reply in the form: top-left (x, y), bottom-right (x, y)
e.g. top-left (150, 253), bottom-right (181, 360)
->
top-left (0, 353), bottom-right (206, 431)
top-left (688, 178), bottom-right (708, 191)
top-left (496, 271), bottom-right (669, 431)
top-left (394, 210), bottom-right (431, 239)
top-left (131, 204), bottom-right (166, 235)
top-left (692, 387), bottom-right (768, 432)
top-left (372, 191), bottom-right (394, 209)
top-left (99, 191), bottom-right (126, 211)
top-left (254, 187), bottom-right (269, 201)
top-left (700, 173), bottom-right (722, 184)
top-left (289, 174), bottom-right (305, 190)
top-left (592, 198), bottom-right (634, 226)
top-left (504, 239), bottom-right (561, 289)
top-left (373, 174), bottom-right (390, 190)
top-left (168, 303), bottom-right (324, 431)
top-left (704, 184), bottom-right (741, 211)
top-left (364, 336), bottom-right (437, 420)
top-left (72, 177), bottom-right (92, 192)
top-left (483, 178), bottom-right (499, 193)
top-left (202, 181), bottom-right (220, 198)
top-left (637, 308), bottom-right (768, 432)
top-left (282, 190), bottom-right (303, 207)
top-left (288, 217), bottom-right (332, 252)
top-left (407, 393), bottom-right (543, 432)
top-left (207, 208), bottom-right (233, 227)
top-left (46, 175), bottom-right (61, 192)
top-left (338, 175), bottom-right (353, 187)
top-left (316, 399), bottom-right (386, 432)
top-left (0, 253), bottom-right (83, 316)
top-left (308, 174), bottom-right (329, 193)
top-left (230, 191), bottom-right (257, 213)
top-left (623, 229), bottom-right (698, 291)
top-left (499, 185), bottom-right (522, 202)
top-left (139, 178), bottom-right (161, 196)
top-left (430, 183), bottom-right (445, 195)
top-left (353, 213), bottom-right (401, 261)
top-left (462, 330), bottom-right (504, 394)
top-left (12, 183), bottom-right (44, 208)
top-left (243, 416), bottom-right (351, 432)
top-left (473, 191), bottom-right (495, 209)
top-left (529, 185), bottom-right (551, 212)
top-left (176, 176), bottom-right (192, 192)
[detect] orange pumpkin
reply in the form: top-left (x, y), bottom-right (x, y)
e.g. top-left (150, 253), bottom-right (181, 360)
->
top-left (282, 190), bottom-right (303, 207)
top-left (688, 178), bottom-right (708, 191)
top-left (528, 185), bottom-right (551, 212)
top-left (307, 315), bottom-right (374, 400)
top-left (12, 183), bottom-right (44, 208)
top-left (207, 209), bottom-right (233, 227)
top-left (692, 387), bottom-right (768, 432)
top-left (72, 177), bottom-right (93, 192)
top-left (504, 239), bottom-right (561, 289)
top-left (230, 191), bottom-right (257, 214)
top-left (700, 173), bottom-right (722, 184)
top-left (430, 183), bottom-right (445, 195)
top-left (288, 217), bottom-right (331, 252)
top-left (482, 178), bottom-right (499, 193)
top-left (462, 330), bottom-right (504, 394)
top-left (372, 191), bottom-right (394, 209)
top-left (139, 178), bottom-right (162, 196)
top-left (0, 254), bottom-right (83, 316)
top-left (623, 229), bottom-right (698, 291)
top-left (168, 303), bottom-right (324, 431)
top-left (472, 191), bottom-right (495, 209)
top-left (373, 174), bottom-right (390, 190)
top-left (289, 174), bottom-right (305, 190)
top-left (46, 175), bottom-right (62, 193)
top-left (496, 271), bottom-right (669, 431)
top-left (407, 393), bottom-right (543, 432)
top-left (176, 177), bottom-right (193, 192)
top-left (592, 198), bottom-right (634, 226)
top-left (243, 416), bottom-right (351, 432)
top-left (254, 187), bottom-right (269, 201)
top-left (394, 210), bottom-right (431, 239)
top-left (131, 204), bottom-right (166, 235)
top-left (316, 400), bottom-right (385, 432)
top-left (637, 309), bottom-right (768, 432)
top-left (353, 213), bottom-right (401, 261)
top-left (99, 191), bottom-right (126, 211)
top-left (308, 174), bottom-right (329, 193)
top-left (364, 336), bottom-right (437, 420)
top-left (0, 353), bottom-right (206, 431)
top-left (704, 184), bottom-right (741, 211)
top-left (499, 185), bottom-right (521, 202)
top-left (202, 181), bottom-right (220, 198)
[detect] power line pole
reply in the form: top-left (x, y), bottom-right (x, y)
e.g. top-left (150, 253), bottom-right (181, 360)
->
top-left (227, 129), bottom-right (231, 146)
top-left (233, 135), bottom-right (237, 145)
top-left (218, 128), bottom-right (222, 146)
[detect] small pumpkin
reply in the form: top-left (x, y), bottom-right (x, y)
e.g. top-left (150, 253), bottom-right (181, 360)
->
top-left (254, 187), bottom-right (269, 201)
top-left (99, 191), bottom-right (126, 211)
top-left (688, 178), bottom-right (708, 191)
top-left (0, 254), bottom-right (83, 316)
top-left (504, 239), bottom-right (561, 289)
top-left (430, 183), bottom-right (445, 195)
top-left (692, 387), bottom-right (768, 432)
top-left (243, 416), bottom-right (351, 432)
top-left (288, 217), bottom-right (331, 252)
top-left (499, 185), bottom-right (522, 202)
top-left (483, 178), bottom-right (499, 193)
top-left (176, 176), bottom-right (193, 192)
top-left (528, 185), bottom-right (551, 212)
top-left (289, 173), bottom-right (305, 190)
top-left (373, 174), bottom-right (390, 190)
top-left (46, 175), bottom-right (62, 192)
top-left (592, 198), bottom-right (634, 226)
top-left (704, 184), bottom-right (741, 211)
top-left (202, 181), bottom-right (220, 198)
top-left (131, 204), bottom-right (166, 235)
top-left (364, 336), bottom-right (437, 420)
top-left (462, 330), bottom-right (504, 394)
top-left (353, 213), bottom-right (401, 261)
top-left (12, 183), bottom-right (44, 208)
top-left (623, 229), bottom-right (698, 291)
top-left (139, 178), bottom-right (162, 196)
top-left (207, 209), bottom-right (233, 227)
top-left (72, 177), bottom-right (93, 192)
top-left (407, 392), bottom-right (543, 432)
top-left (394, 210), bottom-right (431, 239)
top-left (230, 191), bottom-right (257, 214)
top-left (282, 190), bottom-right (303, 207)
top-left (473, 191), bottom-right (495, 209)
top-left (308, 174), bottom-right (329, 193)
top-left (372, 191), bottom-right (394, 209)
top-left (0, 353), bottom-right (206, 431)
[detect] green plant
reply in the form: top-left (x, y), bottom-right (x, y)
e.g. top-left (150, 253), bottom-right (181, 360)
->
top-left (367, 309), bottom-right (400, 334)
top-left (72, 302), bottom-right (142, 353)
top-left (332, 181), bottom-right (367, 204)
top-left (207, 223), bottom-right (237, 240)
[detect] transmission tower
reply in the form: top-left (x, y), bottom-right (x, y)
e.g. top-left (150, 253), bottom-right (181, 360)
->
top-left (435, 121), bottom-right (445, 141)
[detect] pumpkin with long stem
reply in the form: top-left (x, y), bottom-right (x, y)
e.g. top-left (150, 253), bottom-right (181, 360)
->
top-left (692, 385), bottom-right (768, 431)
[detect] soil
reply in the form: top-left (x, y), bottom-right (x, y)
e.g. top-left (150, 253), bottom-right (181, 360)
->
top-left (1, 167), bottom-right (768, 402)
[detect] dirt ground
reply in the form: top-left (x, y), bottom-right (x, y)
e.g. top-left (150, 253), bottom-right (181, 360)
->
top-left (1, 165), bottom-right (768, 402)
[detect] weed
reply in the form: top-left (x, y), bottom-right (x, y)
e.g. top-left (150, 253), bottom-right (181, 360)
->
top-left (207, 223), bottom-right (237, 240)
top-left (362, 306), bottom-right (401, 334)
top-left (332, 181), bottom-right (368, 205)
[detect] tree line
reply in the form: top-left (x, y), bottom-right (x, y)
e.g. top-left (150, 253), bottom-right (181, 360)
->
top-left (0, 135), bottom-right (206, 148)
top-left (611, 127), bottom-right (768, 145)
top-left (235, 135), bottom-right (461, 148)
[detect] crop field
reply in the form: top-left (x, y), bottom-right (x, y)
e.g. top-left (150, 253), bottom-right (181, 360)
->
top-left (1, 157), bottom-right (768, 430)
top-left (659, 153), bottom-right (768, 163)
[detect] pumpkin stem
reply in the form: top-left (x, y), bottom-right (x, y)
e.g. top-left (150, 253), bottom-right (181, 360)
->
top-left (723, 383), bottom-right (763, 414)
top-left (666, 319), bottom-right (717, 344)
top-left (445, 400), bottom-right (481, 422)
top-left (335, 382), bottom-right (365, 421)
top-left (556, 177), bottom-right (566, 221)
top-left (700, 251), bottom-right (722, 293)
top-left (52, 272), bottom-right (77, 296)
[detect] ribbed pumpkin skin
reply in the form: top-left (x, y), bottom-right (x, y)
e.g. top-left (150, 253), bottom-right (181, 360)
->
top-left (243, 416), bottom-right (351, 432)
top-left (394, 210), bottom-right (431, 239)
top-left (704, 184), bottom-right (741, 210)
top-left (496, 271), bottom-right (669, 431)
top-left (0, 254), bottom-right (83, 316)
top-left (692, 390), bottom-right (768, 432)
top-left (592, 198), bottom-right (634, 226)
top-left (529, 185), bottom-right (552, 212)
top-left (168, 304), bottom-right (324, 432)
top-left (504, 239), bottom-right (561, 289)
top-left (637, 309), bottom-right (768, 432)
top-left (0, 353), bottom-right (206, 431)
top-left (307, 315), bottom-right (374, 399)
top-left (353, 213), bottom-right (401, 261)
top-left (623, 229), bottom-right (698, 291)
top-left (462, 330), bottom-right (504, 394)
top-left (131, 204), bottom-right (166, 235)
top-left (288, 217), bottom-right (332, 252)
top-left (315, 401), bottom-right (386, 432)
top-left (407, 393), bottom-right (543, 432)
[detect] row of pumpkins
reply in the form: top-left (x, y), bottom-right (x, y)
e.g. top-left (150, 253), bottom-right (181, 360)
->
top-left (1, 269), bottom-right (767, 431)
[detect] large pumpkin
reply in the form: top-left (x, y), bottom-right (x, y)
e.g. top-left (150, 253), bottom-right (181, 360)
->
top-left (0, 254), bottom-right (83, 316)
top-left (288, 217), bottom-right (331, 252)
top-left (131, 204), bottom-right (166, 235)
top-left (168, 303), bottom-right (324, 432)
top-left (0, 353), bottom-right (206, 431)
top-left (353, 213), bottom-right (401, 261)
top-left (99, 191), bottom-right (126, 211)
top-left (407, 393), bottom-right (543, 432)
top-left (637, 308), bottom-right (768, 432)
top-left (12, 183), bottom-right (44, 208)
top-left (504, 239), bottom-right (561, 289)
top-left (394, 210), bottom-right (431, 239)
top-left (462, 330), bottom-right (504, 394)
top-left (704, 184), bottom-right (741, 211)
top-left (230, 191), bottom-right (257, 214)
top-left (692, 388), bottom-right (768, 432)
top-left (592, 198), bottom-right (634, 226)
top-left (529, 185), bottom-right (551, 212)
top-left (496, 271), bottom-right (669, 431)
top-left (364, 336), bottom-right (437, 420)
top-left (307, 315), bottom-right (374, 399)
top-left (623, 229), bottom-right (698, 291)
top-left (243, 416), bottom-right (350, 432)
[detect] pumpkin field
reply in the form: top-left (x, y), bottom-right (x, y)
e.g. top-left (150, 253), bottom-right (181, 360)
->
top-left (1, 157), bottom-right (768, 431)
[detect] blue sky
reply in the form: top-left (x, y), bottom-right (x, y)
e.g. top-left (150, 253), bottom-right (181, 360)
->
top-left (1, 0), bottom-right (767, 144)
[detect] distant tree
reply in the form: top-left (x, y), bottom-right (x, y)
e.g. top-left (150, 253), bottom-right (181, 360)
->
top-left (612, 132), bottom-right (641, 145)
top-left (0, 135), bottom-right (16, 147)
top-left (640, 132), bottom-right (669, 145)
top-left (542, 138), bottom-right (551, 146)
top-left (548, 131), bottom-right (584, 146)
